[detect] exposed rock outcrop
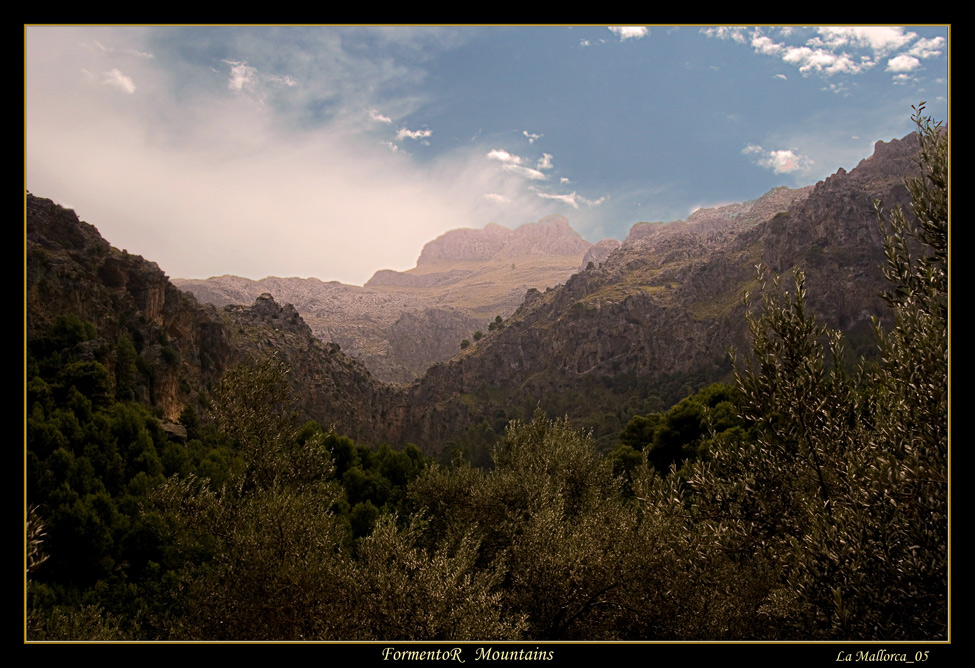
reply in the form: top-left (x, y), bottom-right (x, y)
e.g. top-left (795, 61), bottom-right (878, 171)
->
top-left (413, 214), bottom-right (590, 266)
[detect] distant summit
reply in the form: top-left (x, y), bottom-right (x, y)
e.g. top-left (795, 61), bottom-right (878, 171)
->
top-left (180, 214), bottom-right (594, 384)
top-left (413, 214), bottom-right (591, 267)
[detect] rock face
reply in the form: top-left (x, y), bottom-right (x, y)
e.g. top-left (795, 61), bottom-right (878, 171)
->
top-left (176, 214), bottom-right (594, 384)
top-left (27, 194), bottom-right (232, 420)
top-left (413, 214), bottom-right (590, 265)
top-left (580, 239), bottom-right (621, 270)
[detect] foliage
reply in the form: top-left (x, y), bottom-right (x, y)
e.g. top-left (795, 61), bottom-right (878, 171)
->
top-left (341, 515), bottom-right (522, 640)
top-left (612, 382), bottom-right (743, 482)
top-left (147, 357), bottom-right (436, 639)
top-left (676, 104), bottom-right (948, 639)
top-left (147, 358), bottom-right (345, 639)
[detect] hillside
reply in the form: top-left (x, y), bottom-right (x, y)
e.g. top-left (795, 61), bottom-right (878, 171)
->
top-left (26, 193), bottom-right (391, 445)
top-left (25, 116), bottom-right (946, 644)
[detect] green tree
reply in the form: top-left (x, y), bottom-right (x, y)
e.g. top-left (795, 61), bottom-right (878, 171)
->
top-left (342, 515), bottom-right (522, 640)
top-left (115, 332), bottom-right (138, 401)
top-left (150, 357), bottom-right (346, 639)
top-left (413, 412), bottom-right (649, 639)
top-left (677, 105), bottom-right (948, 639)
top-left (614, 383), bottom-right (742, 478)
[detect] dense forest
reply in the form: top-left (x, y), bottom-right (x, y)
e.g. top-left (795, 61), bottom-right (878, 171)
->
top-left (25, 108), bottom-right (947, 641)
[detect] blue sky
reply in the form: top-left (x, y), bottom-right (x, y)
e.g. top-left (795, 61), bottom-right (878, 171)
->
top-left (25, 25), bottom-right (949, 285)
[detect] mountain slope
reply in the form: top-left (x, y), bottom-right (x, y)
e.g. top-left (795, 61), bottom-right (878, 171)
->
top-left (26, 193), bottom-right (390, 445)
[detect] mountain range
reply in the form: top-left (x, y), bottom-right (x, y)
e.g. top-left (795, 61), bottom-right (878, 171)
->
top-left (26, 130), bottom-right (922, 457)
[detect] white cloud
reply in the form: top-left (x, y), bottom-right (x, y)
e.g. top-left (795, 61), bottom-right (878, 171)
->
top-left (767, 149), bottom-right (812, 173)
top-left (701, 27), bottom-right (748, 44)
top-left (532, 188), bottom-right (607, 209)
top-left (369, 109), bottom-right (393, 124)
top-left (523, 130), bottom-right (542, 143)
top-left (487, 148), bottom-right (521, 164)
top-left (742, 143), bottom-right (814, 174)
top-left (224, 60), bottom-right (298, 102)
top-left (823, 81), bottom-right (851, 95)
top-left (505, 164), bottom-right (547, 180)
top-left (909, 36), bottom-right (946, 58)
top-left (711, 26), bottom-right (945, 83)
top-left (102, 68), bottom-right (136, 93)
top-left (536, 153), bottom-right (553, 170)
top-left (226, 60), bottom-right (259, 92)
top-left (85, 39), bottom-right (154, 59)
top-left (486, 148), bottom-right (548, 180)
top-left (535, 191), bottom-right (581, 208)
top-left (813, 27), bottom-right (915, 55)
top-left (267, 73), bottom-right (298, 87)
top-left (609, 26), bottom-right (649, 41)
top-left (750, 33), bottom-right (783, 57)
top-left (396, 127), bottom-right (432, 141)
top-left (780, 46), bottom-right (869, 76)
top-left (886, 54), bottom-right (920, 73)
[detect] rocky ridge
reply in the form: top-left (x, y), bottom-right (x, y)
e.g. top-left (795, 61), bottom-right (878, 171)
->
top-left (378, 133), bottom-right (922, 453)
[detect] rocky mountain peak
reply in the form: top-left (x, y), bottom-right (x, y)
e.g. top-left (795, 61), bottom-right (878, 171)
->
top-left (623, 183), bottom-right (813, 247)
top-left (415, 215), bottom-right (591, 265)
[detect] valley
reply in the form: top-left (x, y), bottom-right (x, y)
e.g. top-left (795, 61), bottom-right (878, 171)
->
top-left (25, 121), bottom-right (947, 642)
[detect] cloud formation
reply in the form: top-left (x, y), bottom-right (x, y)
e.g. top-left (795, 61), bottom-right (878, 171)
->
top-left (25, 25), bottom-right (947, 285)
top-left (486, 149), bottom-right (545, 179)
top-left (102, 68), bottom-right (136, 93)
top-left (704, 26), bottom-right (945, 83)
top-left (396, 127), bottom-right (433, 141)
top-left (532, 189), bottom-right (607, 210)
top-left (742, 144), bottom-right (814, 174)
top-left (609, 27), bottom-right (649, 41)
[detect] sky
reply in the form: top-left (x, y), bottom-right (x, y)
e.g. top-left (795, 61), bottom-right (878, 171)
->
top-left (25, 25), bottom-right (949, 286)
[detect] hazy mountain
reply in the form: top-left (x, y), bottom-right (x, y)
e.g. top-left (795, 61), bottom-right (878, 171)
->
top-left (175, 214), bottom-right (592, 384)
